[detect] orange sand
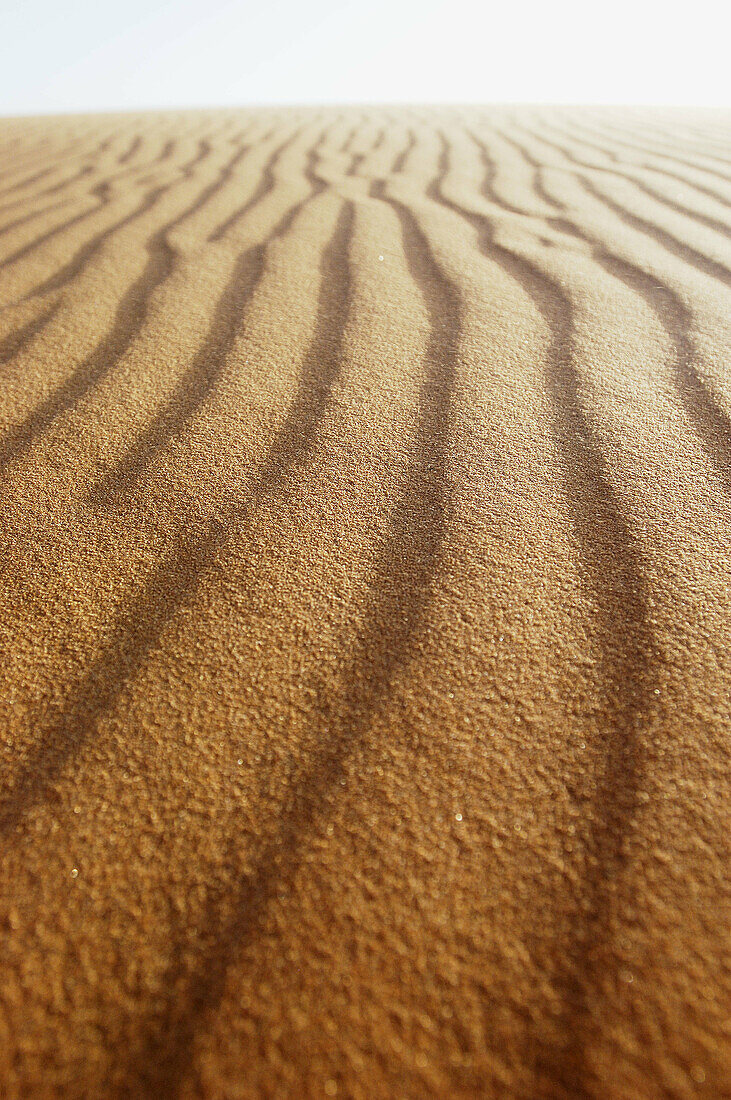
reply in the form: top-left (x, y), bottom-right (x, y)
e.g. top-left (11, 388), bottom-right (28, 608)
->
top-left (0, 106), bottom-right (729, 1098)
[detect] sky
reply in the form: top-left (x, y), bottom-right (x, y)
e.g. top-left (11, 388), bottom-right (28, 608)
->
top-left (1, 0), bottom-right (728, 115)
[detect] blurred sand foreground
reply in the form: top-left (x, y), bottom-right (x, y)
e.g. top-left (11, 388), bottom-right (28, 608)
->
top-left (0, 106), bottom-right (729, 1098)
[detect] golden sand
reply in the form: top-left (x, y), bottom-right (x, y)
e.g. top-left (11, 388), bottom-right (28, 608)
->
top-left (0, 106), bottom-right (729, 1098)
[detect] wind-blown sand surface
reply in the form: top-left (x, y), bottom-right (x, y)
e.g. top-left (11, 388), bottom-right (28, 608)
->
top-left (0, 106), bottom-right (728, 1098)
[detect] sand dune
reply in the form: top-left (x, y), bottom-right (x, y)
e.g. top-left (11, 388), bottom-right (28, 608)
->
top-left (0, 106), bottom-right (728, 1099)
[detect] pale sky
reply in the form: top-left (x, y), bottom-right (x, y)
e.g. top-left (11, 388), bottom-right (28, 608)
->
top-left (1, 0), bottom-right (728, 115)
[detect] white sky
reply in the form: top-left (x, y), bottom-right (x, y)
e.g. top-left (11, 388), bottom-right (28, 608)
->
top-left (1, 0), bottom-right (728, 115)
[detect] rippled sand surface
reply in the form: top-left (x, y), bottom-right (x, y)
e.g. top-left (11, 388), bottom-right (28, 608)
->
top-left (0, 107), bottom-right (729, 1098)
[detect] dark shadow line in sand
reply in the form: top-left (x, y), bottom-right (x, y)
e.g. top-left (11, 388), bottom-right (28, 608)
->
top-left (0, 186), bottom-right (116, 273)
top-left (0, 240), bottom-right (176, 474)
top-left (87, 122), bottom-right (388, 504)
top-left (338, 123), bottom-right (386, 187)
top-left (520, 115), bottom-right (731, 213)
top-left (155, 138), bottom-right (177, 166)
top-left (0, 133), bottom-right (183, 278)
top-left (207, 126), bottom-right (303, 242)
top-left (491, 123), bottom-right (731, 494)
top-left (432, 130), bottom-right (654, 1096)
top-left (488, 124), bottom-right (564, 210)
top-left (0, 139), bottom-right (257, 468)
top-left (0, 200), bottom-right (354, 1100)
top-left (86, 131), bottom-right (332, 503)
top-left (569, 113), bottom-right (731, 175)
top-left (251, 197), bottom-right (355, 487)
top-left (344, 122), bottom-right (390, 182)
top-left (0, 131), bottom-right (98, 203)
top-left (577, 174), bottom-right (731, 289)
top-left (515, 120), bottom-right (731, 242)
top-left (0, 135), bottom-right (150, 216)
top-left (391, 129), bottom-right (416, 176)
top-left (107, 198), bottom-right (355, 1096)
top-left (371, 126), bottom-right (387, 155)
top-left (20, 138), bottom-right (213, 302)
top-left (118, 135), bottom-right (142, 166)
top-left (438, 123), bottom-right (538, 219)
top-left (0, 199), bottom-right (353, 834)
top-left (637, 116), bottom-right (731, 159)
top-left (0, 196), bottom-right (70, 240)
top-left (0, 123), bottom-right (353, 832)
top-left (550, 219), bottom-right (731, 495)
top-left (0, 163), bottom-right (60, 202)
top-left (0, 302), bottom-right (62, 367)
top-left (0, 160), bottom-right (95, 220)
top-left (497, 118), bottom-right (731, 289)
top-left (115, 162), bottom-right (458, 1099)
top-left (552, 112), bottom-right (731, 180)
top-left (466, 128), bottom-right (532, 216)
top-left (338, 119), bottom-right (361, 155)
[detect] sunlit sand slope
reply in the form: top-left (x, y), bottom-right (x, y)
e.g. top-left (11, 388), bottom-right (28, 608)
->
top-left (0, 106), bottom-right (729, 1099)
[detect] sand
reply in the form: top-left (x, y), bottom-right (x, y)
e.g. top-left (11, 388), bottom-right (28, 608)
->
top-left (0, 106), bottom-right (729, 1098)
